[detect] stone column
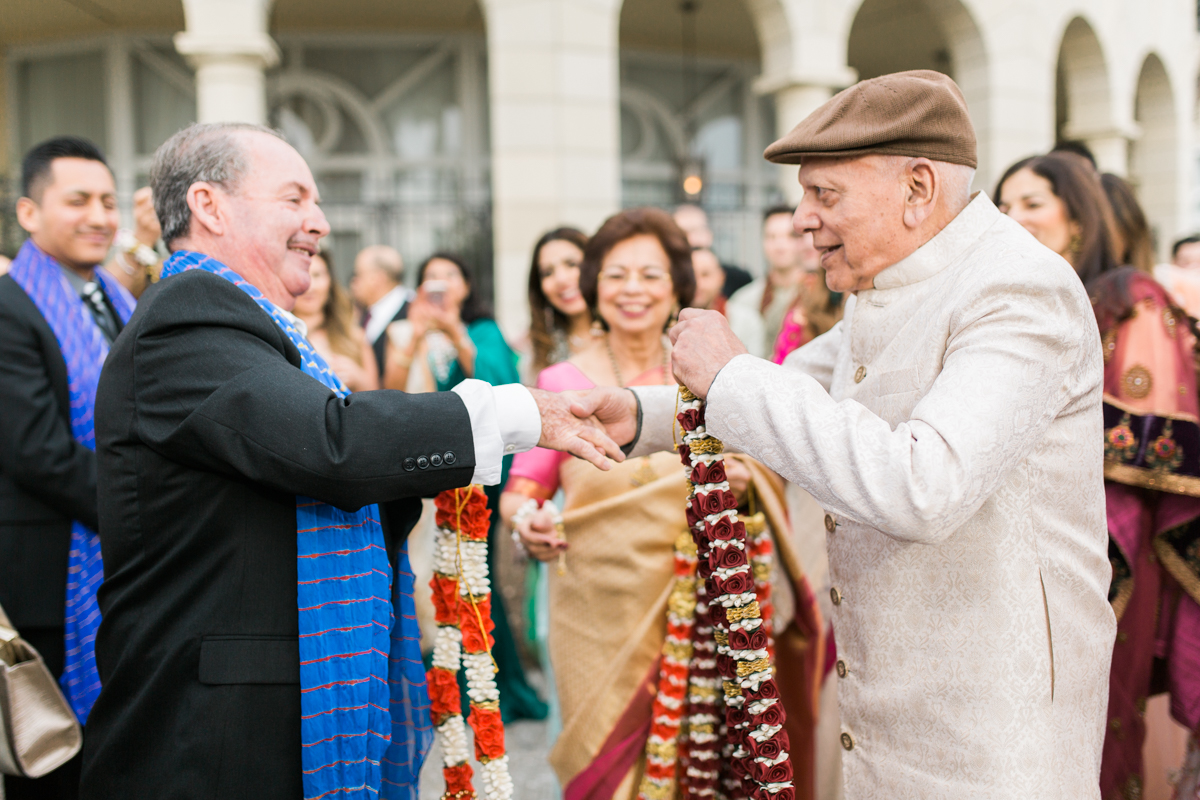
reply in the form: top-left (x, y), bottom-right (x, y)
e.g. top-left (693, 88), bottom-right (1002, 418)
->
top-left (1062, 125), bottom-right (1138, 177)
top-left (760, 72), bottom-right (855, 204)
top-left (482, 0), bottom-right (623, 337)
top-left (175, 0), bottom-right (279, 125)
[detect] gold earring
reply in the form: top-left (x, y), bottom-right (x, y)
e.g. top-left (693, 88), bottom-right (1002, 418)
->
top-left (1068, 233), bottom-right (1083, 255)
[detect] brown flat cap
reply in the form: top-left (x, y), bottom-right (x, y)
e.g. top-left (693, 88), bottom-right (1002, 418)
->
top-left (764, 70), bottom-right (977, 168)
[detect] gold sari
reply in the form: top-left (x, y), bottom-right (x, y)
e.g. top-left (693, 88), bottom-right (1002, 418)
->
top-left (549, 452), bottom-right (824, 800)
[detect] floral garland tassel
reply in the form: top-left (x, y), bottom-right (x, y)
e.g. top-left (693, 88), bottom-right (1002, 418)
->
top-left (677, 388), bottom-right (795, 800)
top-left (428, 486), bottom-right (514, 800)
top-left (637, 529), bottom-right (700, 800)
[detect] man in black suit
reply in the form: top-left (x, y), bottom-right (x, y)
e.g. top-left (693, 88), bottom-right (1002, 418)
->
top-left (0, 137), bottom-right (126, 800)
top-left (80, 122), bottom-right (622, 799)
top-left (350, 244), bottom-right (412, 377)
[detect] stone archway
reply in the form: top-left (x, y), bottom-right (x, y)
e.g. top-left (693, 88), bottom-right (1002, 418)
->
top-left (618, 0), bottom-right (773, 271)
top-left (1055, 16), bottom-right (1123, 172)
top-left (1130, 54), bottom-right (1179, 259)
top-left (846, 0), bottom-right (991, 187)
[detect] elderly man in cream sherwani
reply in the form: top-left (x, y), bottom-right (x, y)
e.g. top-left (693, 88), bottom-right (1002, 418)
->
top-left (575, 70), bottom-right (1116, 799)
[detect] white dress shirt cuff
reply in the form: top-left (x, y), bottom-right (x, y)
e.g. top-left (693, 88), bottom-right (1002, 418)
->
top-left (450, 380), bottom-right (542, 485)
top-left (627, 385), bottom-right (680, 458)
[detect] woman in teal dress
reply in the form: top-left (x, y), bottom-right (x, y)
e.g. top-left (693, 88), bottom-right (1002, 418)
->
top-left (382, 252), bottom-right (548, 723)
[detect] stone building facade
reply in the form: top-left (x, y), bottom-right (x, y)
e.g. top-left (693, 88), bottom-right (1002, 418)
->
top-left (3, 0), bottom-right (1197, 333)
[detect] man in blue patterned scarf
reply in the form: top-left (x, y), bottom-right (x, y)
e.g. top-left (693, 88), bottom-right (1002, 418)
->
top-left (0, 137), bottom-right (136, 800)
top-left (79, 122), bottom-right (624, 800)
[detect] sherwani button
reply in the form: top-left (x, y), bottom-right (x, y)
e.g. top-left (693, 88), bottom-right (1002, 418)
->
top-left (836, 659), bottom-right (847, 678)
top-left (403, 458), bottom-right (416, 472)
top-left (430, 453), bottom-right (443, 467)
top-left (824, 514), bottom-right (836, 533)
top-left (444, 451), bottom-right (456, 465)
top-left (841, 731), bottom-right (854, 751)
top-left (854, 365), bottom-right (866, 383)
top-left (831, 587), bottom-right (842, 605)
top-left (417, 456), bottom-right (429, 469)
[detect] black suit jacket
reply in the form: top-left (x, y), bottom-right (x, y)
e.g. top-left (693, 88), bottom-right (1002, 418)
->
top-left (0, 274), bottom-right (99, 630)
top-left (369, 297), bottom-right (409, 379)
top-left (81, 270), bottom-right (476, 799)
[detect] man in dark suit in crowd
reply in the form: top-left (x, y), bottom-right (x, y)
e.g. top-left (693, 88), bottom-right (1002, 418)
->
top-left (80, 122), bottom-right (622, 800)
top-left (0, 137), bottom-right (132, 800)
top-left (350, 244), bottom-right (412, 377)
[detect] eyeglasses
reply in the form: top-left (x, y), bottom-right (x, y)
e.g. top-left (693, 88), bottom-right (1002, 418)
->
top-left (597, 267), bottom-right (669, 285)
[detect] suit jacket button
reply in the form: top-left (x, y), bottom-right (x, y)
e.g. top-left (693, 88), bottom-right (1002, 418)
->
top-left (841, 731), bottom-right (855, 751)
top-left (403, 458), bottom-right (416, 472)
top-left (430, 453), bottom-right (443, 467)
top-left (417, 456), bottom-right (430, 470)
top-left (830, 587), bottom-right (842, 606)
top-left (444, 451), bottom-right (457, 465)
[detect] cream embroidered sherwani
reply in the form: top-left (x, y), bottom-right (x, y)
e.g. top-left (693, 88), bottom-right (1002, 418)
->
top-left (632, 193), bottom-right (1116, 799)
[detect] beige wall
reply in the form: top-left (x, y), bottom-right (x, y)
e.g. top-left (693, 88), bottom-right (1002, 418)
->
top-left (3, 0), bottom-right (1197, 292)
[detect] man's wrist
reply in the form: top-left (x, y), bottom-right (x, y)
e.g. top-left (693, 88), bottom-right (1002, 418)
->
top-left (621, 389), bottom-right (643, 456)
top-left (494, 384), bottom-right (541, 456)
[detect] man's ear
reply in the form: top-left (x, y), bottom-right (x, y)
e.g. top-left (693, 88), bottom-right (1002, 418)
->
top-left (186, 182), bottom-right (226, 237)
top-left (15, 196), bottom-right (40, 235)
top-left (902, 158), bottom-right (939, 229)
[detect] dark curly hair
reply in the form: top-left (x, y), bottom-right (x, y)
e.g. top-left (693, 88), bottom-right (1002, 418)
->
top-left (579, 207), bottom-right (696, 330)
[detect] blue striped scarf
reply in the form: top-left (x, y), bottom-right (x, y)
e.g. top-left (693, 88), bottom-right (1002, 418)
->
top-left (160, 251), bottom-right (431, 800)
top-left (7, 239), bottom-right (135, 724)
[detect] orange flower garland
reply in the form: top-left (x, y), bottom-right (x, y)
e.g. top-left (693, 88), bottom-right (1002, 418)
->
top-left (427, 486), bottom-right (513, 800)
top-left (637, 529), bottom-right (700, 800)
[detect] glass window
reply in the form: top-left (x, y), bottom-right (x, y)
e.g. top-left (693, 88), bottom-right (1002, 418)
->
top-left (15, 52), bottom-right (107, 155)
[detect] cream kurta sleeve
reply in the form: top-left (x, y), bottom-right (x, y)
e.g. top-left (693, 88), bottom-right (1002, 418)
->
top-left (705, 275), bottom-right (1095, 544)
top-left (629, 314), bottom-right (847, 459)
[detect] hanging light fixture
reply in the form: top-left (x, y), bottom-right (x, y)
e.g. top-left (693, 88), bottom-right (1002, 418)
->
top-left (678, 0), bottom-right (705, 202)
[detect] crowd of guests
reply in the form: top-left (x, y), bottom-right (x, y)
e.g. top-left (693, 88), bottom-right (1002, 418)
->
top-left (4, 129), bottom-right (1200, 800)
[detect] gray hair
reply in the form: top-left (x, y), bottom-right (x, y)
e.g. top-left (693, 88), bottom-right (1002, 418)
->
top-left (150, 122), bottom-right (284, 245)
top-left (358, 244), bottom-right (405, 284)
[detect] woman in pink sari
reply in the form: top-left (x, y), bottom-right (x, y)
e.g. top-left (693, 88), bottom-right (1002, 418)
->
top-left (998, 152), bottom-right (1200, 800)
top-left (500, 208), bottom-right (825, 800)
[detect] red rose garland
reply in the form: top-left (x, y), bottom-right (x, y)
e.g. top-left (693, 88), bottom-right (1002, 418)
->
top-left (677, 387), bottom-right (795, 800)
top-left (427, 486), bottom-right (514, 800)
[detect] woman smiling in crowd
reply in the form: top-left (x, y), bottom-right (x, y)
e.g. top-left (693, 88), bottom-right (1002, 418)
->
top-left (499, 208), bottom-right (818, 797)
top-left (526, 227), bottom-right (595, 377)
top-left (292, 250), bottom-right (379, 391)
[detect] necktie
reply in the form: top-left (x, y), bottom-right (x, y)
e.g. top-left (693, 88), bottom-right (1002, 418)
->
top-left (81, 281), bottom-right (119, 343)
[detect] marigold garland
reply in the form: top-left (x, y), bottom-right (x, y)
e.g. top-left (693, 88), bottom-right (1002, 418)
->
top-left (427, 486), bottom-right (514, 800)
top-left (637, 529), bottom-right (700, 800)
top-left (676, 387), bottom-right (795, 800)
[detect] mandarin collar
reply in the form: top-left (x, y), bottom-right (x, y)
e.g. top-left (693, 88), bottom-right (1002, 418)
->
top-left (870, 191), bottom-right (1000, 291)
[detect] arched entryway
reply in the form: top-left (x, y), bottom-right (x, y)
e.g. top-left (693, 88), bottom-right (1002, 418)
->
top-left (846, 0), bottom-right (990, 187)
top-left (618, 0), bottom-right (778, 272)
top-left (1055, 16), bottom-right (1122, 172)
top-left (1129, 53), bottom-right (1179, 259)
top-left (267, 0), bottom-right (491, 288)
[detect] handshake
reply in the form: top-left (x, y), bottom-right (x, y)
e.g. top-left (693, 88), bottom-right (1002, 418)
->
top-left (528, 387), bottom-right (641, 470)
top-left (528, 307), bottom-right (751, 469)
